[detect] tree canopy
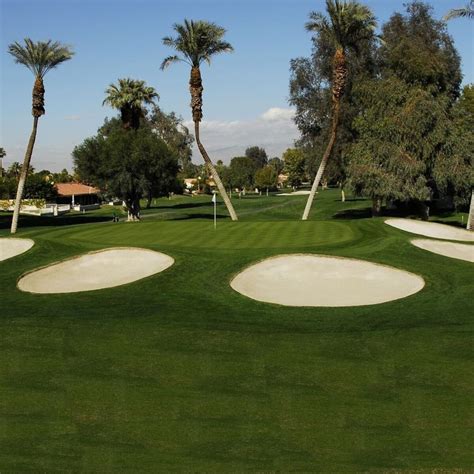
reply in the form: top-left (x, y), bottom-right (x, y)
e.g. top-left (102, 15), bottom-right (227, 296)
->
top-left (73, 119), bottom-right (179, 220)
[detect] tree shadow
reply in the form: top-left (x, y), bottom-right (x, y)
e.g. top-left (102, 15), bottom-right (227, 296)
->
top-left (148, 201), bottom-right (212, 211)
top-left (165, 213), bottom-right (229, 221)
top-left (0, 213), bottom-right (111, 230)
top-left (333, 208), bottom-right (372, 220)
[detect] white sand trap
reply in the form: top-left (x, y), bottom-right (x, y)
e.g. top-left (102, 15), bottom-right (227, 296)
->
top-left (18, 247), bottom-right (174, 294)
top-left (385, 218), bottom-right (474, 242)
top-left (230, 254), bottom-right (424, 307)
top-left (411, 239), bottom-right (474, 263)
top-left (277, 190), bottom-right (311, 196)
top-left (0, 238), bottom-right (34, 262)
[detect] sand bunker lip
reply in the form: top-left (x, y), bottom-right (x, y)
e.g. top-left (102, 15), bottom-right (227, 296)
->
top-left (230, 254), bottom-right (424, 307)
top-left (411, 239), bottom-right (473, 263)
top-left (277, 190), bottom-right (311, 196)
top-left (0, 238), bottom-right (35, 262)
top-left (18, 247), bottom-right (174, 294)
top-left (385, 218), bottom-right (474, 242)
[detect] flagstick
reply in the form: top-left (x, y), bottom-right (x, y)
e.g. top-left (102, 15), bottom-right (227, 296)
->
top-left (212, 192), bottom-right (217, 230)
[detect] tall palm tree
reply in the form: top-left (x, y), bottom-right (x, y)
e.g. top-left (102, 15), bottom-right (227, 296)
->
top-left (103, 78), bottom-right (158, 130)
top-left (301, 0), bottom-right (376, 220)
top-left (444, 0), bottom-right (474, 20)
top-left (161, 19), bottom-right (238, 221)
top-left (8, 39), bottom-right (73, 234)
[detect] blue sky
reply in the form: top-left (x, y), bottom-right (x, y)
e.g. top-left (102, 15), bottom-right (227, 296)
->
top-left (1, 0), bottom-right (473, 171)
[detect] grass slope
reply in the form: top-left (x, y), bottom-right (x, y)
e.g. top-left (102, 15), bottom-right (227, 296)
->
top-left (0, 190), bottom-right (473, 471)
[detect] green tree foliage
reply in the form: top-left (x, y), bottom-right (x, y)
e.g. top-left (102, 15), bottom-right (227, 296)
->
top-left (0, 176), bottom-right (16, 199)
top-left (52, 168), bottom-right (74, 183)
top-left (347, 77), bottom-right (472, 216)
top-left (289, 1), bottom-right (377, 186)
top-left (103, 78), bottom-right (158, 130)
top-left (23, 173), bottom-right (58, 200)
top-left (229, 156), bottom-right (257, 190)
top-left (149, 107), bottom-right (194, 170)
top-left (346, 2), bottom-right (467, 217)
top-left (268, 157), bottom-right (284, 175)
top-left (73, 120), bottom-right (178, 221)
top-left (283, 148), bottom-right (306, 188)
top-left (255, 165), bottom-right (278, 194)
top-left (245, 146), bottom-right (268, 168)
top-left (459, 84), bottom-right (474, 115)
top-left (379, 1), bottom-right (462, 100)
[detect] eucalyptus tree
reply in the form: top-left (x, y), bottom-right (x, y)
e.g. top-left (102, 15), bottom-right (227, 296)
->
top-left (103, 78), bottom-right (158, 130)
top-left (7, 39), bottom-right (73, 233)
top-left (301, 0), bottom-right (376, 220)
top-left (161, 19), bottom-right (238, 220)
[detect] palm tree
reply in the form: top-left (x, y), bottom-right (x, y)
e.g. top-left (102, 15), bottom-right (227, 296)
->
top-left (8, 39), bottom-right (73, 234)
top-left (444, 0), bottom-right (474, 20)
top-left (103, 78), bottom-right (158, 130)
top-left (161, 19), bottom-right (238, 221)
top-left (301, 0), bottom-right (376, 220)
top-left (0, 148), bottom-right (5, 178)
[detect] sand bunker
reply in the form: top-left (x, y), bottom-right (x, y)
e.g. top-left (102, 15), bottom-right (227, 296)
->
top-left (411, 239), bottom-right (473, 263)
top-left (385, 218), bottom-right (474, 242)
top-left (277, 190), bottom-right (311, 196)
top-left (230, 254), bottom-right (424, 307)
top-left (0, 238), bottom-right (34, 262)
top-left (18, 247), bottom-right (174, 294)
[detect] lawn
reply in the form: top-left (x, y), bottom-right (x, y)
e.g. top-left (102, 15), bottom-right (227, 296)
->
top-left (1, 189), bottom-right (472, 471)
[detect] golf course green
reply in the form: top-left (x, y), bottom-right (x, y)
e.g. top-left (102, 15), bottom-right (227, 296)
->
top-left (1, 189), bottom-right (472, 471)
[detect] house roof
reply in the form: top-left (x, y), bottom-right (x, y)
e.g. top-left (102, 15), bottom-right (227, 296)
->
top-left (55, 183), bottom-right (100, 196)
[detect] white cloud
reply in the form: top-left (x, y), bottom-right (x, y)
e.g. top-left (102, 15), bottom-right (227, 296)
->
top-left (64, 115), bottom-right (81, 121)
top-left (261, 107), bottom-right (295, 122)
top-left (186, 107), bottom-right (299, 163)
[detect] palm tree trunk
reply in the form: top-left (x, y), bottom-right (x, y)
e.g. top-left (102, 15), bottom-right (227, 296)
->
top-left (194, 122), bottom-right (238, 221)
top-left (467, 190), bottom-right (473, 231)
top-left (302, 48), bottom-right (346, 221)
top-left (11, 116), bottom-right (39, 234)
top-left (189, 66), bottom-right (237, 221)
top-left (372, 197), bottom-right (382, 216)
top-left (301, 101), bottom-right (340, 220)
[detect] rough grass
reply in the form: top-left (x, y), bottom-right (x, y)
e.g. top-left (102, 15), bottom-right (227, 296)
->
top-left (0, 189), bottom-right (472, 471)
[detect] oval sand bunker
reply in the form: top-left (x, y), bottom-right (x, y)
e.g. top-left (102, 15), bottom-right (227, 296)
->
top-left (230, 254), bottom-right (424, 307)
top-left (411, 239), bottom-right (474, 263)
top-left (385, 218), bottom-right (474, 242)
top-left (0, 238), bottom-right (34, 262)
top-left (18, 248), bottom-right (174, 294)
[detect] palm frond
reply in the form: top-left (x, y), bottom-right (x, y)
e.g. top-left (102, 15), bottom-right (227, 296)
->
top-left (444, 0), bottom-right (474, 20)
top-left (8, 38), bottom-right (74, 78)
top-left (160, 55), bottom-right (186, 70)
top-left (161, 19), bottom-right (233, 68)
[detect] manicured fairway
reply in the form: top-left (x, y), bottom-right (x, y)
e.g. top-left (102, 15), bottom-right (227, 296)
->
top-left (0, 190), bottom-right (472, 471)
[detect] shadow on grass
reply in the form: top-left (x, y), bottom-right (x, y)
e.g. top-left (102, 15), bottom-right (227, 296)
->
top-left (0, 213), bottom-right (111, 230)
top-left (146, 201), bottom-right (212, 211)
top-left (163, 212), bottom-right (229, 221)
top-left (333, 208), bottom-right (372, 220)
